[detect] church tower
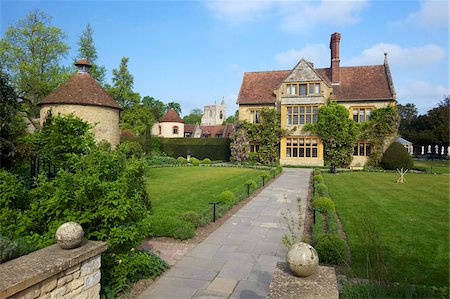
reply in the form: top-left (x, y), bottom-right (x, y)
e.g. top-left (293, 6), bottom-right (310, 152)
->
top-left (201, 98), bottom-right (226, 125)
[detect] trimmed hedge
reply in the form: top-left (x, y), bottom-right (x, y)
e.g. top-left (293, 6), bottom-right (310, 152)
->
top-left (313, 196), bottom-right (335, 213)
top-left (381, 142), bottom-right (414, 170)
top-left (160, 138), bottom-right (231, 161)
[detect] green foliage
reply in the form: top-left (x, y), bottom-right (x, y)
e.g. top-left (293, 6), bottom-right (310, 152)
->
top-left (160, 137), bottom-right (231, 161)
top-left (219, 190), bottom-right (236, 205)
top-left (76, 23), bottom-right (106, 84)
top-left (116, 141), bottom-right (143, 159)
top-left (143, 215), bottom-right (195, 240)
top-left (182, 108), bottom-right (203, 124)
top-left (107, 57), bottom-right (139, 108)
top-left (361, 106), bottom-right (399, 165)
top-left (190, 157), bottom-right (200, 166)
top-left (26, 113), bottom-right (95, 168)
top-left (381, 142), bottom-right (414, 170)
top-left (120, 102), bottom-right (154, 136)
top-left (342, 282), bottom-right (448, 299)
top-left (313, 197), bottom-right (335, 213)
top-left (315, 234), bottom-right (349, 264)
top-left (177, 156), bottom-right (188, 164)
top-left (315, 183), bottom-right (329, 197)
top-left (166, 102), bottom-right (182, 115)
top-left (0, 235), bottom-right (33, 263)
top-left (230, 126), bottom-right (249, 163)
top-left (313, 175), bottom-right (324, 184)
top-left (179, 211), bottom-right (201, 228)
top-left (305, 101), bottom-right (358, 169)
top-left (145, 155), bottom-right (181, 165)
top-left (0, 9), bottom-right (70, 118)
top-left (202, 158), bottom-right (212, 164)
top-left (102, 249), bottom-right (168, 290)
top-left (314, 168), bottom-right (321, 175)
top-left (243, 108), bottom-right (290, 165)
top-left (244, 179), bottom-right (257, 189)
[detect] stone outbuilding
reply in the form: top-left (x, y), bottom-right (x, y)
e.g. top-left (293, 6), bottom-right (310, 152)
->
top-left (151, 109), bottom-right (185, 138)
top-left (38, 59), bottom-right (122, 148)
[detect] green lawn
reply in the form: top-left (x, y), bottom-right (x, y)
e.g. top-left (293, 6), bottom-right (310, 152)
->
top-left (414, 159), bottom-right (449, 174)
top-left (323, 172), bottom-right (449, 286)
top-left (145, 167), bottom-right (265, 218)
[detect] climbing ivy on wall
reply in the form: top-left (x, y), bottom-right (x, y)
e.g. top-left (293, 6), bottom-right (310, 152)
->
top-left (360, 106), bottom-right (399, 165)
top-left (230, 125), bottom-right (249, 163)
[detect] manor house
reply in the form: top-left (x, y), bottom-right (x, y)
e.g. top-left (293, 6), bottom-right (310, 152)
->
top-left (236, 32), bottom-right (396, 166)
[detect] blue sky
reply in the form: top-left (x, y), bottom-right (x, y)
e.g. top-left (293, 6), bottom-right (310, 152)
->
top-left (1, 0), bottom-right (448, 117)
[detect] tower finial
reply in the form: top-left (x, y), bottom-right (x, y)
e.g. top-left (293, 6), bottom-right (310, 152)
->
top-left (75, 59), bottom-right (92, 73)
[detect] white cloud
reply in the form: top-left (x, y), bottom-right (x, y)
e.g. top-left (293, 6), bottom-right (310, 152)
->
top-left (204, 0), bottom-right (370, 31)
top-left (279, 0), bottom-right (369, 32)
top-left (346, 43), bottom-right (445, 68)
top-left (392, 0), bottom-right (449, 27)
top-left (396, 80), bottom-right (449, 113)
top-left (275, 44), bottom-right (329, 67)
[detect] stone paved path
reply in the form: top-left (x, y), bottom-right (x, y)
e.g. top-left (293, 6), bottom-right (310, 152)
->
top-left (138, 168), bottom-right (312, 299)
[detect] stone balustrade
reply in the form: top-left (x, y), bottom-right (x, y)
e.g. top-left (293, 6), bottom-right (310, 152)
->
top-left (0, 240), bottom-right (107, 299)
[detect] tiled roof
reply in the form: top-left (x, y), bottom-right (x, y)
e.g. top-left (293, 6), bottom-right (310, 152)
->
top-left (39, 72), bottom-right (121, 109)
top-left (160, 109), bottom-right (184, 123)
top-left (184, 124), bottom-right (196, 133)
top-left (200, 125), bottom-right (224, 137)
top-left (237, 65), bottom-right (394, 104)
top-left (237, 71), bottom-right (290, 105)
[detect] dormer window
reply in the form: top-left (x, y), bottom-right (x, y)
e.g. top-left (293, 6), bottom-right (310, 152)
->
top-left (285, 82), bottom-right (321, 96)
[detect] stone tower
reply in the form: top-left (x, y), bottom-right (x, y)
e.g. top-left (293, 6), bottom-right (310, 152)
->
top-left (201, 98), bottom-right (226, 125)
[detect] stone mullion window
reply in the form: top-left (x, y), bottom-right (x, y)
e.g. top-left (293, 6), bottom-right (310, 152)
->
top-left (287, 105), bottom-right (319, 125)
top-left (286, 137), bottom-right (319, 158)
top-left (353, 142), bottom-right (371, 156)
top-left (352, 107), bottom-right (372, 123)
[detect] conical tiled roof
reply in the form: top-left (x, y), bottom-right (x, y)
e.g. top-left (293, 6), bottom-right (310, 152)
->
top-left (39, 61), bottom-right (121, 110)
top-left (160, 109), bottom-right (184, 123)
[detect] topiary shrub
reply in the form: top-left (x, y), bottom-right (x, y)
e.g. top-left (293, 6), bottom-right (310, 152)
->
top-left (144, 215), bottom-right (195, 240)
top-left (202, 158), bottom-right (212, 164)
top-left (190, 157), bottom-right (200, 166)
top-left (219, 190), bottom-right (236, 206)
top-left (315, 183), bottom-right (329, 197)
top-left (313, 197), bottom-right (335, 213)
top-left (177, 156), bottom-right (188, 164)
top-left (179, 211), bottom-right (201, 227)
top-left (313, 175), bottom-right (324, 185)
top-left (381, 142), bottom-right (414, 170)
top-left (315, 234), bottom-right (349, 265)
top-left (314, 168), bottom-right (321, 175)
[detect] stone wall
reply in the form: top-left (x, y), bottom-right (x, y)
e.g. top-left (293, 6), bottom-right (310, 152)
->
top-left (0, 241), bottom-right (107, 299)
top-left (40, 104), bottom-right (120, 149)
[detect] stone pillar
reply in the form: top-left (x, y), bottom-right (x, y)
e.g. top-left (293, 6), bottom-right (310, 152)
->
top-left (0, 241), bottom-right (107, 299)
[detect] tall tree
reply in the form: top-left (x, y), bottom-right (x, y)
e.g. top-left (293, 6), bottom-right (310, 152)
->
top-left (142, 96), bottom-right (166, 121)
top-left (166, 102), bottom-right (182, 115)
top-left (183, 108), bottom-right (203, 124)
top-left (0, 10), bottom-right (70, 118)
top-left (76, 23), bottom-right (106, 84)
top-left (107, 57), bottom-right (139, 108)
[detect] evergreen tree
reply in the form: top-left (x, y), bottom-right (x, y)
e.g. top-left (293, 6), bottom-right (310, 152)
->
top-left (107, 57), bottom-right (139, 108)
top-left (76, 23), bottom-right (106, 84)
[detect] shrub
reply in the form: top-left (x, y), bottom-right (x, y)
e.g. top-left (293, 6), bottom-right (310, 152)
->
top-left (160, 137), bottom-right (231, 161)
top-left (219, 190), bottom-right (236, 206)
top-left (381, 142), bottom-right (414, 170)
top-left (179, 211), bottom-right (201, 227)
top-left (190, 157), bottom-right (200, 166)
top-left (244, 179), bottom-right (257, 189)
top-left (313, 197), bottom-right (335, 213)
top-left (144, 215), bottom-right (195, 240)
top-left (117, 141), bottom-right (144, 159)
top-left (315, 234), bottom-right (349, 265)
top-left (315, 183), bottom-right (329, 197)
top-left (120, 129), bottom-right (136, 138)
top-left (146, 155), bottom-right (180, 165)
top-left (177, 156), bottom-right (188, 164)
top-left (202, 158), bottom-right (212, 164)
top-left (314, 168), bottom-right (321, 175)
top-left (313, 175), bottom-right (324, 185)
top-left (0, 235), bottom-right (33, 263)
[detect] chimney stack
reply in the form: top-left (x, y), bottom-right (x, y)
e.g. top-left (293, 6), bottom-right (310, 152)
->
top-left (330, 32), bottom-right (341, 85)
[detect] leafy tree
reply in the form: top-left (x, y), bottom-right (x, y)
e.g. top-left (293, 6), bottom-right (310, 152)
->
top-left (360, 106), bottom-right (399, 165)
top-left (244, 108), bottom-right (288, 164)
top-left (75, 23), bottom-right (106, 84)
top-left (142, 96), bottom-right (166, 121)
top-left (183, 108), bottom-right (203, 124)
top-left (107, 57), bottom-right (139, 108)
top-left (226, 115), bottom-right (236, 124)
top-left (120, 102), bottom-right (154, 136)
top-left (166, 102), bottom-right (182, 115)
top-left (0, 10), bottom-right (70, 117)
top-left (0, 72), bottom-right (26, 170)
top-left (305, 101), bottom-right (358, 172)
top-left (230, 125), bottom-right (249, 163)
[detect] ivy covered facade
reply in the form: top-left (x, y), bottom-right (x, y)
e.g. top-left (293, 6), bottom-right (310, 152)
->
top-left (236, 32), bottom-right (397, 167)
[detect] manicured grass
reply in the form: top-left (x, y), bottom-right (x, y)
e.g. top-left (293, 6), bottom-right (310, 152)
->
top-left (414, 159), bottom-right (449, 174)
top-left (145, 166), bottom-right (266, 219)
top-left (323, 172), bottom-right (449, 286)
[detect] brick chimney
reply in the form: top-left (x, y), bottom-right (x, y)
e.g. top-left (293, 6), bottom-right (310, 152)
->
top-left (330, 32), bottom-right (341, 85)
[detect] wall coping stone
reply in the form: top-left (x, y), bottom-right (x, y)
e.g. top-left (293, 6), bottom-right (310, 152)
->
top-left (0, 240), bottom-right (107, 299)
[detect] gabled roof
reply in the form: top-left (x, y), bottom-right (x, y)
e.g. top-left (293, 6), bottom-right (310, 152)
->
top-left (184, 124), bottom-right (196, 133)
top-left (39, 71), bottom-right (121, 109)
top-left (237, 64), bottom-right (395, 104)
top-left (237, 70), bottom-right (290, 105)
top-left (160, 109), bottom-right (184, 123)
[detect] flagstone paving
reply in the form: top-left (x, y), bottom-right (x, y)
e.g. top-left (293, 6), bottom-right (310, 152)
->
top-left (138, 168), bottom-right (312, 299)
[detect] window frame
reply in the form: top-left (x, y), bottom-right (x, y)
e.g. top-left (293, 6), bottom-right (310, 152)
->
top-left (351, 107), bottom-right (373, 123)
top-left (353, 142), bottom-right (371, 156)
top-left (173, 126), bottom-right (179, 135)
top-left (250, 142), bottom-right (260, 153)
top-left (285, 82), bottom-right (321, 96)
top-left (286, 105), bottom-right (319, 125)
top-left (286, 137), bottom-right (319, 158)
top-left (249, 109), bottom-right (262, 124)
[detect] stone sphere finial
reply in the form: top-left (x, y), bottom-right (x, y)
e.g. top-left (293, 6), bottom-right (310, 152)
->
top-left (287, 242), bottom-right (319, 277)
top-left (55, 222), bottom-right (84, 249)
